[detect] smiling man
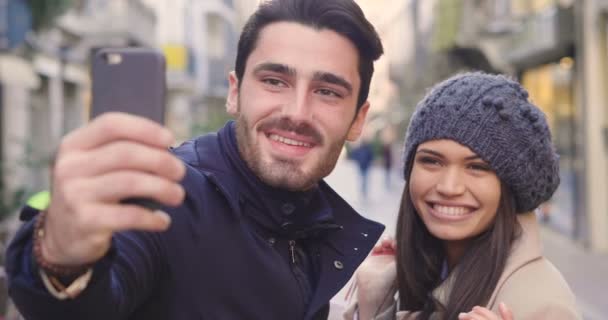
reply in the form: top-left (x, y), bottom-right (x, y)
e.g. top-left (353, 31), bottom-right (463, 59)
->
top-left (5, 0), bottom-right (385, 319)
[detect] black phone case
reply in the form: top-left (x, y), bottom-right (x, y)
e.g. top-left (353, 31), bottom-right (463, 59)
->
top-left (90, 48), bottom-right (167, 211)
top-left (91, 48), bottom-right (166, 124)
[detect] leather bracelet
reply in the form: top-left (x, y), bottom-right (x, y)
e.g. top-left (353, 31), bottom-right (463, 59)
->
top-left (33, 210), bottom-right (92, 278)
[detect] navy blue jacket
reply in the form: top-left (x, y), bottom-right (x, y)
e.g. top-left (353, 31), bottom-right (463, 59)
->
top-left (6, 122), bottom-right (384, 320)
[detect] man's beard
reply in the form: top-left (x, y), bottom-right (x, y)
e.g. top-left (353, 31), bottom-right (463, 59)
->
top-left (234, 114), bottom-right (345, 191)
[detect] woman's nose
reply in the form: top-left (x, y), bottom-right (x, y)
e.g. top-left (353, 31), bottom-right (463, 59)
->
top-left (435, 167), bottom-right (466, 196)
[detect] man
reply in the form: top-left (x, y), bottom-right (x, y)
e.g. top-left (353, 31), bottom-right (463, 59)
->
top-left (5, 0), bottom-right (384, 319)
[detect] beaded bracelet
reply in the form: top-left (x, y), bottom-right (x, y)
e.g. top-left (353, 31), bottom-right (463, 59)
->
top-left (33, 210), bottom-right (92, 278)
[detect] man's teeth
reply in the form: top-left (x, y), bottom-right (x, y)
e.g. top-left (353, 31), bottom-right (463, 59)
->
top-left (269, 134), bottom-right (312, 147)
top-left (433, 204), bottom-right (470, 216)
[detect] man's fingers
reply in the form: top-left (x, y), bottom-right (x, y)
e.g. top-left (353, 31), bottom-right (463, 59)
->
top-left (80, 203), bottom-right (172, 233)
top-left (56, 141), bottom-right (186, 181)
top-left (68, 171), bottom-right (185, 207)
top-left (61, 112), bottom-right (174, 152)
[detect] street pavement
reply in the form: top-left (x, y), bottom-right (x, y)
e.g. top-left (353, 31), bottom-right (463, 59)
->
top-left (324, 157), bottom-right (608, 320)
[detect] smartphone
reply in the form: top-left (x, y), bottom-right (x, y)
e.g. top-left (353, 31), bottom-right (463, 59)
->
top-left (90, 48), bottom-right (167, 210)
top-left (90, 47), bottom-right (166, 123)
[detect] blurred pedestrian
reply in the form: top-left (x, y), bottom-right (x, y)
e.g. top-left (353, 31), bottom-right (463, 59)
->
top-left (381, 143), bottom-right (393, 190)
top-left (349, 138), bottom-right (375, 200)
top-left (5, 1), bottom-right (386, 319)
top-left (344, 73), bottom-right (581, 320)
top-left (380, 126), bottom-right (396, 190)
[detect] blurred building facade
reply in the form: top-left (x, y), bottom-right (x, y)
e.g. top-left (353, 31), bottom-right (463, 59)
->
top-left (0, 0), bottom-right (159, 315)
top-left (1, 0), bottom-right (247, 211)
top-left (400, 0), bottom-right (608, 252)
top-left (353, 0), bottom-right (404, 136)
top-left (153, 0), bottom-right (244, 138)
top-left (1, 0), bottom-right (159, 209)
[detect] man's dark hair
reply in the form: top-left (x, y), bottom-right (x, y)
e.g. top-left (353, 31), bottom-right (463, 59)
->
top-left (235, 0), bottom-right (384, 110)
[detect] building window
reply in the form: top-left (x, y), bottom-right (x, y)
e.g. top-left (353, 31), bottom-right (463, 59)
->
top-left (511, 0), bottom-right (556, 16)
top-left (207, 14), bottom-right (226, 60)
top-left (493, 0), bottom-right (511, 19)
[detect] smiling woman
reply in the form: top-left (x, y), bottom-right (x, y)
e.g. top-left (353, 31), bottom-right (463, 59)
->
top-left (409, 139), bottom-right (503, 268)
top-left (344, 72), bottom-right (582, 320)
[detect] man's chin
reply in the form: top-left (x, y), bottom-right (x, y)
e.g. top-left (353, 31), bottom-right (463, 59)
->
top-left (258, 166), bottom-right (316, 191)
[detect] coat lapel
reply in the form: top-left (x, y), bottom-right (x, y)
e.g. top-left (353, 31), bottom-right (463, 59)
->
top-left (487, 212), bottom-right (543, 308)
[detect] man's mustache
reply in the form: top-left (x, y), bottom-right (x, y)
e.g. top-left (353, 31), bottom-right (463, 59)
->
top-left (258, 117), bottom-right (323, 145)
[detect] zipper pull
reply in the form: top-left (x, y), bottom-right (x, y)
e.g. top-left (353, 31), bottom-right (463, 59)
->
top-left (288, 240), bottom-right (296, 264)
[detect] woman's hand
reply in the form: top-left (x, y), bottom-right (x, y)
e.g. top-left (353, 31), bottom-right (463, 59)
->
top-left (357, 236), bottom-right (397, 290)
top-left (369, 236), bottom-right (397, 256)
top-left (458, 302), bottom-right (513, 320)
top-left (354, 236), bottom-right (398, 320)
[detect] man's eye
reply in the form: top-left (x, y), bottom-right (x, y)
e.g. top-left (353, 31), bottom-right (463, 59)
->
top-left (263, 78), bottom-right (285, 87)
top-left (317, 89), bottom-right (341, 98)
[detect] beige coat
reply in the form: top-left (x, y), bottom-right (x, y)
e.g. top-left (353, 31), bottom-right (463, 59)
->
top-left (344, 213), bottom-right (581, 320)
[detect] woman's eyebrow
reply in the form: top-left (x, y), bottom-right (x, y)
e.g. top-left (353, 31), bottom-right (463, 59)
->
top-left (417, 149), bottom-right (482, 161)
top-left (416, 149), bottom-right (444, 158)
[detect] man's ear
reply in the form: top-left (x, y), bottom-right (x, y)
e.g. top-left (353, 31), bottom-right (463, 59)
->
top-left (346, 102), bottom-right (370, 141)
top-left (226, 71), bottom-right (239, 116)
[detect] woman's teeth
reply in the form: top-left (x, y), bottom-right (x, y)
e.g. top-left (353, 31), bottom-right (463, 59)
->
top-left (433, 204), bottom-right (470, 216)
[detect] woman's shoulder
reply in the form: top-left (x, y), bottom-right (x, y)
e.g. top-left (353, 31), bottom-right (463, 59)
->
top-left (494, 257), bottom-right (581, 319)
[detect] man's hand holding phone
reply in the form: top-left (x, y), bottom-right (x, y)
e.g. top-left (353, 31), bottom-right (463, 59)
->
top-left (40, 113), bottom-right (186, 266)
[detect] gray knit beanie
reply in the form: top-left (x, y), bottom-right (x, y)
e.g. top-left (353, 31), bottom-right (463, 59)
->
top-left (402, 72), bottom-right (560, 213)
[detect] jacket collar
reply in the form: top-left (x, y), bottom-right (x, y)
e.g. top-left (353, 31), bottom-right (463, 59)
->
top-left (487, 212), bottom-right (542, 307)
top-left (171, 122), bottom-right (384, 254)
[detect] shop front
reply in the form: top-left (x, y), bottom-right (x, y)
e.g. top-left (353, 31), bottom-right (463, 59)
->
top-left (520, 60), bottom-right (581, 237)
top-left (504, 4), bottom-right (585, 240)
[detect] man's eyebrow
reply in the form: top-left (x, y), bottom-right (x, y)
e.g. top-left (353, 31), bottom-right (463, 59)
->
top-left (313, 71), bottom-right (353, 94)
top-left (253, 62), bottom-right (296, 77)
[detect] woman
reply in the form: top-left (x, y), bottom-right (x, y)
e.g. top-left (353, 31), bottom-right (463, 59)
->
top-left (344, 72), bottom-right (581, 320)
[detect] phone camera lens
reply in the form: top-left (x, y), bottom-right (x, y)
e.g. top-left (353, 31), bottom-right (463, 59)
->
top-left (105, 53), bottom-right (123, 65)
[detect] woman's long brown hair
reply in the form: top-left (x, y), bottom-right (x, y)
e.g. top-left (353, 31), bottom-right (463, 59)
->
top-left (395, 181), bottom-right (521, 320)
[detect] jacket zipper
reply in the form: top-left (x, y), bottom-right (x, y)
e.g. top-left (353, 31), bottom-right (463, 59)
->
top-left (289, 240), bottom-right (297, 263)
top-left (287, 239), bottom-right (314, 315)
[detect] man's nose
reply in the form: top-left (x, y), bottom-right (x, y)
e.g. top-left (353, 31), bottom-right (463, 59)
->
top-left (435, 167), bottom-right (466, 196)
top-left (281, 86), bottom-right (313, 122)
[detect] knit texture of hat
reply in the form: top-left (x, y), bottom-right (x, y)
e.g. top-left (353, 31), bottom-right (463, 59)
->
top-left (402, 72), bottom-right (560, 213)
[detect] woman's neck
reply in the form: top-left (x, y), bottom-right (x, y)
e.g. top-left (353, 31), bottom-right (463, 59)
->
top-left (444, 240), bottom-right (470, 270)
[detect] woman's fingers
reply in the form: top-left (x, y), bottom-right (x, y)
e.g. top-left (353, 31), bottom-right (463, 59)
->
top-left (458, 306), bottom-right (502, 320)
top-left (499, 302), bottom-right (513, 320)
top-left (371, 236), bottom-right (397, 255)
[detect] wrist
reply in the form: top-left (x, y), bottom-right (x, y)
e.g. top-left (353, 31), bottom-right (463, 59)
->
top-left (33, 210), bottom-right (92, 278)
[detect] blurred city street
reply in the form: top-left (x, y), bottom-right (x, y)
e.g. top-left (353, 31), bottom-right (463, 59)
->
top-left (1, 0), bottom-right (608, 318)
top-left (325, 157), bottom-right (608, 320)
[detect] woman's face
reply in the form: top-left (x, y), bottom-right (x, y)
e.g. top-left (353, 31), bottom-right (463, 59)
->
top-left (409, 139), bottom-right (501, 246)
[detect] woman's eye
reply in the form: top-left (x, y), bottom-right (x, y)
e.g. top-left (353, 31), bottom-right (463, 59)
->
top-left (469, 163), bottom-right (491, 171)
top-left (417, 157), bottom-right (440, 166)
